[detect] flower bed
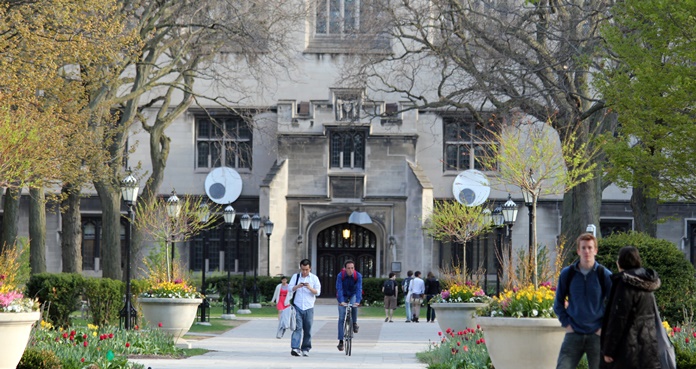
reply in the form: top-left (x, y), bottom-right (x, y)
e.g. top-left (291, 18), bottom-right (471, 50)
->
top-left (485, 283), bottom-right (556, 318)
top-left (24, 320), bottom-right (185, 369)
top-left (430, 281), bottom-right (491, 304)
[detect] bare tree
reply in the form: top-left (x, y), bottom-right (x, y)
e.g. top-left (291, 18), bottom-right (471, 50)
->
top-left (345, 0), bottom-right (617, 241)
top-left (64, 0), bottom-right (305, 279)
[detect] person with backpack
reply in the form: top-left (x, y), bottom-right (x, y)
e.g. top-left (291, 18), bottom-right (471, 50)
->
top-left (553, 233), bottom-right (612, 369)
top-left (402, 270), bottom-right (414, 322)
top-left (336, 260), bottom-right (362, 352)
top-left (382, 272), bottom-right (398, 322)
top-left (424, 271), bottom-right (441, 323)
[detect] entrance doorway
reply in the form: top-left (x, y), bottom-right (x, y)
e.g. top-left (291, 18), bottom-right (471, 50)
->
top-left (316, 223), bottom-right (376, 299)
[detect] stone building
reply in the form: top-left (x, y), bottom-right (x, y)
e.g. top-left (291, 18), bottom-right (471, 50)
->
top-left (2, 1), bottom-right (696, 298)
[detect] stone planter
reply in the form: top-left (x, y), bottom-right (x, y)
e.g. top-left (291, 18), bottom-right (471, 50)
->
top-left (476, 316), bottom-right (565, 369)
top-left (430, 302), bottom-right (488, 333)
top-left (139, 297), bottom-right (202, 348)
top-left (0, 311), bottom-right (41, 369)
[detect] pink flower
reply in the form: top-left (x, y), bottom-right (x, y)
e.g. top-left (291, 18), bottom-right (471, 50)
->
top-left (158, 322), bottom-right (163, 327)
top-left (0, 291), bottom-right (23, 307)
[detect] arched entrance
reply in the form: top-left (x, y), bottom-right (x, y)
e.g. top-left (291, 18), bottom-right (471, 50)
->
top-left (317, 223), bottom-right (376, 299)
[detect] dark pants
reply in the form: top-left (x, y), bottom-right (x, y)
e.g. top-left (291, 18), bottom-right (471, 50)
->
top-left (556, 331), bottom-right (601, 369)
top-left (425, 294), bottom-right (437, 321)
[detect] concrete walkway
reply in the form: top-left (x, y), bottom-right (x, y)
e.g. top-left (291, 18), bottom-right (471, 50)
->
top-left (132, 304), bottom-right (441, 369)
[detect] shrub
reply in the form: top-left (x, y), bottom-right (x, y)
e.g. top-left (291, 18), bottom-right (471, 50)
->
top-left (18, 347), bottom-right (61, 369)
top-left (26, 273), bottom-right (85, 327)
top-left (596, 232), bottom-right (696, 324)
top-left (83, 277), bottom-right (123, 327)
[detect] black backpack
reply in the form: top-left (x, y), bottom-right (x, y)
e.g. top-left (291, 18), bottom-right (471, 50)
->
top-left (383, 280), bottom-right (396, 296)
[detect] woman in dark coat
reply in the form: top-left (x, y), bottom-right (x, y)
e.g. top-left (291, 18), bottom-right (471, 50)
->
top-left (600, 246), bottom-right (661, 369)
top-left (424, 272), bottom-right (441, 323)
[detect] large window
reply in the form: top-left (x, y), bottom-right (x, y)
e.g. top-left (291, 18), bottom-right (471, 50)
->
top-left (330, 130), bottom-right (366, 169)
top-left (308, 0), bottom-right (390, 53)
top-left (443, 116), bottom-right (496, 171)
top-left (196, 114), bottom-right (252, 170)
top-left (81, 217), bottom-right (126, 271)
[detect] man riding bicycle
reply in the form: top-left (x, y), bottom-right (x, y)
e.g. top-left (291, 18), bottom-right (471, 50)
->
top-left (336, 260), bottom-right (362, 351)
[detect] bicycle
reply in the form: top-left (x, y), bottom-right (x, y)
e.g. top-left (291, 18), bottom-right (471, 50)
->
top-left (341, 302), bottom-right (358, 356)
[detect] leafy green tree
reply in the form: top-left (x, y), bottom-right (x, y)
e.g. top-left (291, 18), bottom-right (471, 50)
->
top-left (479, 118), bottom-right (599, 287)
top-left (596, 0), bottom-right (696, 236)
top-left (423, 201), bottom-right (492, 279)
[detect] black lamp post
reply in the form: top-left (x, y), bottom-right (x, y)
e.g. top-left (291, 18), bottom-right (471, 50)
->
top-left (250, 214), bottom-right (261, 304)
top-left (223, 204), bottom-right (236, 315)
top-left (239, 213), bottom-right (251, 310)
top-left (492, 205), bottom-right (505, 295)
top-left (482, 208), bottom-right (492, 292)
top-left (264, 219), bottom-right (274, 276)
top-left (198, 202), bottom-right (211, 324)
top-left (521, 169), bottom-right (539, 287)
top-left (120, 169), bottom-right (139, 330)
top-left (501, 194), bottom-right (519, 290)
top-left (166, 190), bottom-right (182, 280)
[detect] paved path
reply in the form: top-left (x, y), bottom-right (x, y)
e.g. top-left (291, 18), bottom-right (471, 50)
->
top-left (132, 304), bottom-right (441, 369)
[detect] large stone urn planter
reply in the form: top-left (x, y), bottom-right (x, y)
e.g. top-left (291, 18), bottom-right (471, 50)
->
top-left (139, 297), bottom-right (202, 348)
top-left (477, 316), bottom-right (565, 369)
top-left (0, 311), bottom-right (41, 369)
top-left (430, 302), bottom-right (488, 333)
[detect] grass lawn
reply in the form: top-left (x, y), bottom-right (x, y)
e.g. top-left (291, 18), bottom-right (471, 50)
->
top-left (199, 303), bottom-right (411, 321)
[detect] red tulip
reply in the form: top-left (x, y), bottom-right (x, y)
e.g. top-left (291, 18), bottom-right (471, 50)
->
top-left (62, 333), bottom-right (68, 339)
top-left (81, 358), bottom-right (85, 363)
top-left (83, 341), bottom-right (88, 347)
top-left (158, 322), bottom-right (163, 327)
top-left (108, 333), bottom-right (114, 339)
top-left (126, 342), bottom-right (131, 348)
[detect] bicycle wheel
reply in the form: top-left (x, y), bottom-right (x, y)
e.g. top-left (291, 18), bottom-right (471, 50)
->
top-left (344, 312), bottom-right (353, 356)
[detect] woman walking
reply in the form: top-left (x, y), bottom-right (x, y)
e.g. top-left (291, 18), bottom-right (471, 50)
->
top-left (271, 276), bottom-right (291, 318)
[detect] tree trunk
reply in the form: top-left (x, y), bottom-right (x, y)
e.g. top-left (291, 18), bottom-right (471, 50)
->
top-left (1, 188), bottom-right (20, 252)
top-left (561, 176), bottom-right (602, 246)
top-left (630, 183), bottom-right (658, 237)
top-left (95, 182), bottom-right (123, 280)
top-left (61, 184), bottom-right (82, 273)
top-left (29, 187), bottom-right (46, 274)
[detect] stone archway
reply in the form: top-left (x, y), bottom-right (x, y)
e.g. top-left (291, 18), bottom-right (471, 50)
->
top-left (316, 223), bottom-right (376, 299)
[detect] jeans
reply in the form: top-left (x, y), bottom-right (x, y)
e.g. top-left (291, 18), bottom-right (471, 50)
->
top-left (425, 294), bottom-right (437, 321)
top-left (291, 306), bottom-right (314, 351)
top-left (404, 294), bottom-right (412, 321)
top-left (337, 295), bottom-right (358, 340)
top-left (556, 331), bottom-right (601, 369)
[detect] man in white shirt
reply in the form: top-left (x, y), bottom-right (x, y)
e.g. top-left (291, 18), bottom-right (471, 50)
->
top-left (287, 258), bottom-right (321, 357)
top-left (408, 271), bottom-right (425, 323)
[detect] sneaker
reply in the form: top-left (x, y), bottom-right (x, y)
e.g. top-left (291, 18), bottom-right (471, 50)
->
top-left (405, 320), bottom-right (411, 323)
top-left (302, 350), bottom-right (309, 357)
top-left (389, 319), bottom-right (394, 323)
top-left (291, 349), bottom-right (301, 356)
top-left (337, 340), bottom-right (344, 351)
top-left (353, 323), bottom-right (359, 333)
top-left (385, 317), bottom-right (389, 322)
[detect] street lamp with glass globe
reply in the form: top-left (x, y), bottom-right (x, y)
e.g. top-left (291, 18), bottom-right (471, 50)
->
top-left (222, 204), bottom-right (237, 317)
top-left (501, 194), bottom-right (518, 290)
top-left (120, 169), bottom-right (139, 330)
top-left (482, 208), bottom-right (492, 292)
top-left (521, 169), bottom-right (540, 287)
top-left (251, 214), bottom-right (261, 309)
top-left (238, 213), bottom-right (251, 312)
top-left (166, 190), bottom-right (182, 280)
top-left (197, 202), bottom-right (211, 324)
top-left (264, 219), bottom-right (274, 276)
top-left (492, 205), bottom-right (505, 295)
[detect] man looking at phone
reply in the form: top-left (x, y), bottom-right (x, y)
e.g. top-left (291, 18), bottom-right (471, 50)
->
top-left (287, 259), bottom-right (321, 357)
top-left (336, 260), bottom-right (362, 351)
